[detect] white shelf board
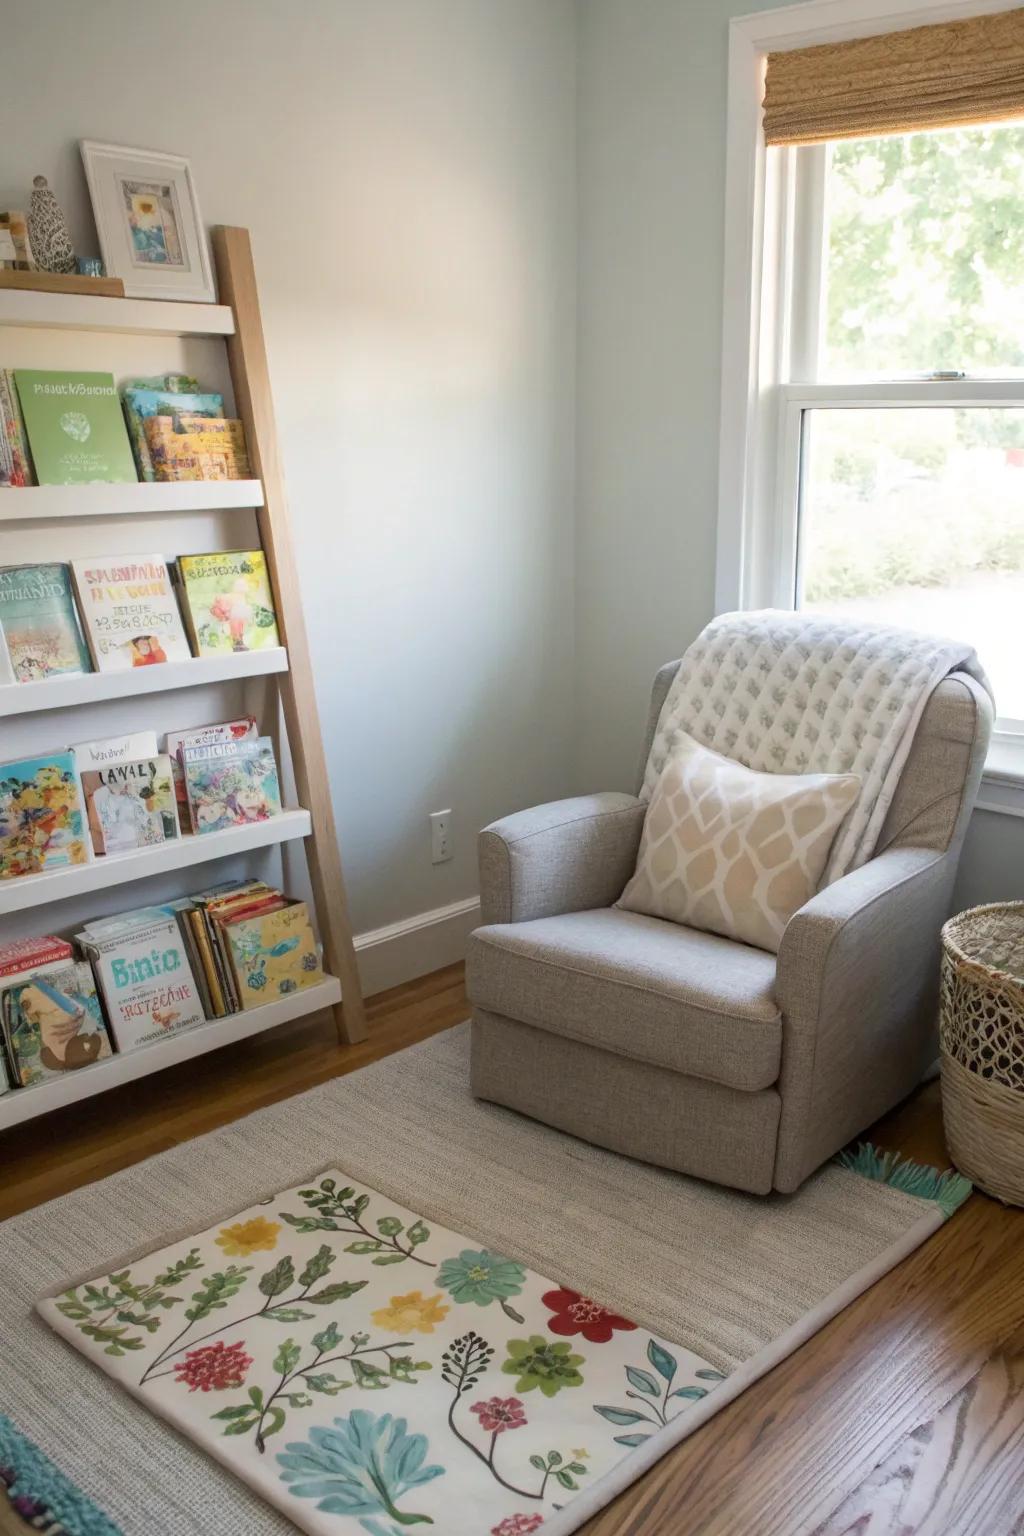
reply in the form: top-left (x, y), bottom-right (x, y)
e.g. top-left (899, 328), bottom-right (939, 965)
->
top-left (0, 809), bottom-right (312, 916)
top-left (0, 975), bottom-right (342, 1130)
top-left (0, 289), bottom-right (235, 337)
top-left (0, 479), bottom-right (264, 521)
top-left (0, 647), bottom-right (288, 718)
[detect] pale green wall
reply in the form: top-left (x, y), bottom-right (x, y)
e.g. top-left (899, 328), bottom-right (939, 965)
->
top-left (574, 0), bottom-right (1024, 908)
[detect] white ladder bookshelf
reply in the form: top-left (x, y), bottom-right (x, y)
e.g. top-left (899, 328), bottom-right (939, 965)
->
top-left (0, 228), bottom-right (367, 1132)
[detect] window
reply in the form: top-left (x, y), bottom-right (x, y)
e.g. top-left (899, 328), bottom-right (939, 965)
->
top-left (746, 118), bottom-right (1024, 736)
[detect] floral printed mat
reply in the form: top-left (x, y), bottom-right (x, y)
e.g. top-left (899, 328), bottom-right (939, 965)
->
top-left (37, 1171), bottom-right (725, 1536)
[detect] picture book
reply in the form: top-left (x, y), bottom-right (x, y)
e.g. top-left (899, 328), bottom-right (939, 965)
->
top-left (80, 755), bottom-right (178, 856)
top-left (0, 562), bottom-right (91, 683)
top-left (71, 730), bottom-right (159, 771)
top-left (70, 555), bottom-right (191, 672)
top-left (79, 912), bottom-right (205, 1054)
top-left (144, 415), bottom-right (250, 481)
top-left (14, 370), bottom-right (137, 484)
top-left (121, 378), bottom-right (219, 480)
top-left (164, 715), bottom-right (256, 819)
top-left (0, 961), bottom-right (111, 1086)
top-left (0, 751), bottom-right (89, 879)
top-left (181, 736), bottom-right (282, 835)
top-left (205, 882), bottom-right (286, 1011)
top-left (224, 900), bottom-right (324, 1011)
top-left (0, 934), bottom-right (73, 980)
top-left (175, 551), bottom-right (280, 655)
top-left (0, 370), bottom-right (34, 485)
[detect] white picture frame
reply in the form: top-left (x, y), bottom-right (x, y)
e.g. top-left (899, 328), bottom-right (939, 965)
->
top-left (79, 141), bottom-right (215, 303)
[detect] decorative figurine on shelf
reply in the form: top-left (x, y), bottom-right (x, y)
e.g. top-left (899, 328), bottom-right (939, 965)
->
top-left (27, 176), bottom-right (76, 274)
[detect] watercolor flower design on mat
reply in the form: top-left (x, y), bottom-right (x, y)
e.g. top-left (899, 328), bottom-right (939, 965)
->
top-left (443, 1335), bottom-right (589, 1501)
top-left (371, 1291), bottom-right (450, 1335)
top-left (501, 1336), bottom-right (585, 1398)
top-left (174, 1339), bottom-right (253, 1393)
top-left (215, 1216), bottom-right (281, 1256)
top-left (278, 1409), bottom-right (444, 1525)
top-left (542, 1288), bottom-right (637, 1345)
top-left (492, 1517), bottom-right (545, 1535)
top-left (470, 1396), bottom-right (528, 1435)
top-left (437, 1249), bottom-right (527, 1324)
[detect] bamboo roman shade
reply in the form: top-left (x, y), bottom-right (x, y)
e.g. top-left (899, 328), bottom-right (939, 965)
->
top-left (763, 7), bottom-right (1024, 145)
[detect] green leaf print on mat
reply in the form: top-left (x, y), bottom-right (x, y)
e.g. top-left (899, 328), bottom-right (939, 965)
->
top-left (278, 1178), bottom-right (435, 1269)
top-left (594, 1340), bottom-right (727, 1446)
top-left (54, 1249), bottom-right (204, 1357)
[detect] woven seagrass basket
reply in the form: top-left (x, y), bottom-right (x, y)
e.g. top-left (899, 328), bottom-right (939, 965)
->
top-left (940, 902), bottom-right (1024, 1206)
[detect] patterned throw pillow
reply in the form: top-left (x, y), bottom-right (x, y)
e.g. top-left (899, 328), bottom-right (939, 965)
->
top-left (618, 732), bottom-right (860, 953)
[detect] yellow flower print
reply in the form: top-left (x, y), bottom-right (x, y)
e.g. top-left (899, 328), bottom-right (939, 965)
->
top-left (215, 1215), bottom-right (281, 1256)
top-left (371, 1291), bottom-right (450, 1335)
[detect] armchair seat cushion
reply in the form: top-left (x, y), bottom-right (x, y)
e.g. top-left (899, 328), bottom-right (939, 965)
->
top-left (467, 907), bottom-right (781, 1091)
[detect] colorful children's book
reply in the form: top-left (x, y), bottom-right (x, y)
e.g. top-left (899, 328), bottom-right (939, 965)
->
top-left (70, 554), bottom-right (191, 672)
top-left (0, 961), bottom-right (112, 1086)
top-left (164, 716), bottom-right (256, 821)
top-left (144, 415), bottom-right (250, 481)
top-left (0, 563), bottom-right (91, 683)
top-left (0, 751), bottom-right (89, 879)
top-left (14, 370), bottom-right (137, 484)
top-left (78, 911), bottom-right (205, 1053)
top-left (121, 378), bottom-right (216, 480)
top-left (0, 934), bottom-right (73, 980)
top-left (80, 755), bottom-right (178, 856)
top-left (175, 551), bottom-right (280, 655)
top-left (223, 899), bottom-right (324, 1011)
top-left (181, 737), bottom-right (282, 835)
top-left (0, 370), bottom-right (34, 485)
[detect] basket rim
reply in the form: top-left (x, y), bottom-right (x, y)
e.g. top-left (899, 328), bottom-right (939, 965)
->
top-left (942, 901), bottom-right (1024, 988)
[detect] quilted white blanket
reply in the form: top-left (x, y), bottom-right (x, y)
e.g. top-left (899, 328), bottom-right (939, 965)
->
top-left (643, 609), bottom-right (992, 884)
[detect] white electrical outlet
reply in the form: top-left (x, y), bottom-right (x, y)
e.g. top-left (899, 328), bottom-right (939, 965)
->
top-left (430, 809), bottom-right (453, 864)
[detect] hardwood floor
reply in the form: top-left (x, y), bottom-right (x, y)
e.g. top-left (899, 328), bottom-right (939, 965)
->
top-left (3, 962), bottom-right (1023, 1535)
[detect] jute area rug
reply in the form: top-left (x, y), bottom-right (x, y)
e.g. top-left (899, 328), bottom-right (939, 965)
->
top-left (1, 1023), bottom-right (968, 1536)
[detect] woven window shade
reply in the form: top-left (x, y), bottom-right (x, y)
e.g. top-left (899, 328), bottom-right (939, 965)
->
top-left (763, 7), bottom-right (1024, 146)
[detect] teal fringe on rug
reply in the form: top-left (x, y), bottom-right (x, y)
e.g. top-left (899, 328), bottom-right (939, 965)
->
top-left (837, 1143), bottom-right (972, 1217)
top-left (0, 1415), bottom-right (122, 1536)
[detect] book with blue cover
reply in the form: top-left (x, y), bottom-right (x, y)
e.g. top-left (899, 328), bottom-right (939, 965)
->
top-left (0, 562), bottom-right (91, 684)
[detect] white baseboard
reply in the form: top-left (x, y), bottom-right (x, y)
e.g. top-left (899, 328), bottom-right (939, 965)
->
top-left (354, 895), bottom-right (481, 998)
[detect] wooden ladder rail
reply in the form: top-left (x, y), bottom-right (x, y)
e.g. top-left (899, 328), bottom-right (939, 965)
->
top-left (213, 225), bottom-right (367, 1045)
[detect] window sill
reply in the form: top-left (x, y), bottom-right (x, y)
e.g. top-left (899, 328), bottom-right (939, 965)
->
top-left (977, 737), bottom-right (1024, 819)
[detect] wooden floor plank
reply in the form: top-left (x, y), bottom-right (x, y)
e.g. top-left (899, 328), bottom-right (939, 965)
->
top-left (813, 1322), bottom-right (1024, 1536)
top-left (2, 963), bottom-right (1023, 1536)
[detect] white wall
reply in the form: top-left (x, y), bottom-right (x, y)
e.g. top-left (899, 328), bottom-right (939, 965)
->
top-left (2, 0), bottom-right (577, 945)
top-left (574, 0), bottom-right (1024, 904)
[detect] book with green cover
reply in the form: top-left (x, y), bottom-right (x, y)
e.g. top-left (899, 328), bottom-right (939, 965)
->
top-left (14, 370), bottom-right (137, 485)
top-left (0, 562), bottom-right (91, 683)
top-left (175, 550), bottom-right (280, 654)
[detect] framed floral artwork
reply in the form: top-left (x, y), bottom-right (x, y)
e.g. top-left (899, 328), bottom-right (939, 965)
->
top-left (79, 141), bottom-right (215, 302)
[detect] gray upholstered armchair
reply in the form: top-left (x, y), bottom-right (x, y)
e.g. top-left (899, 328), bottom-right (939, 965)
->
top-left (467, 661), bottom-right (992, 1195)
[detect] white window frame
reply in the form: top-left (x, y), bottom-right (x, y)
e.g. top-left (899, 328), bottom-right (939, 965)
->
top-left (718, 0), bottom-right (1024, 806)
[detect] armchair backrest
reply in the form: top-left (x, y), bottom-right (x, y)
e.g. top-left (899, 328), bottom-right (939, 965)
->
top-left (637, 662), bottom-right (992, 860)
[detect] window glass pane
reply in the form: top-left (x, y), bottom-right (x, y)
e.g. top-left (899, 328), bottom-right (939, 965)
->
top-left (824, 124), bottom-right (1024, 379)
top-left (800, 407), bottom-right (1024, 721)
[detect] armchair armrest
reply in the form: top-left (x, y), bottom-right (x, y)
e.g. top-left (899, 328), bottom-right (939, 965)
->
top-left (479, 793), bottom-right (646, 925)
top-left (774, 845), bottom-right (956, 1191)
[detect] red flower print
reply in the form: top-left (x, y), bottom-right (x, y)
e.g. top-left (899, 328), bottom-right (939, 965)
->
top-left (470, 1395), bottom-right (528, 1434)
top-left (541, 1287), bottom-right (637, 1344)
top-left (173, 1339), bottom-right (253, 1392)
top-left (491, 1517), bottom-right (544, 1536)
